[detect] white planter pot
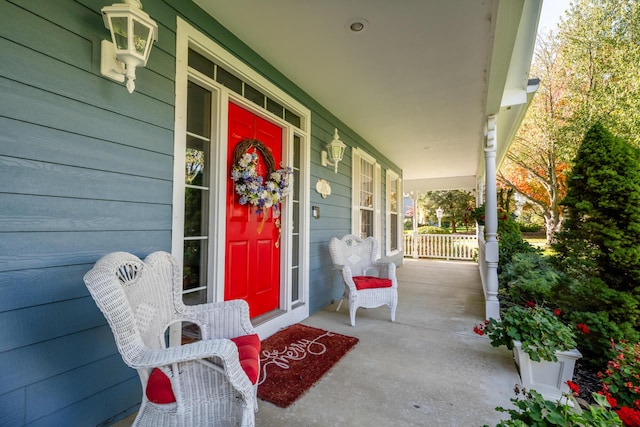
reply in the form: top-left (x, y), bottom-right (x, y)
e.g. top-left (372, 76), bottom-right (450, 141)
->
top-left (512, 340), bottom-right (582, 403)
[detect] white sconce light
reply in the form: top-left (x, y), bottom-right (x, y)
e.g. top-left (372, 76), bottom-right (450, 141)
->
top-left (321, 128), bottom-right (347, 174)
top-left (100, 0), bottom-right (158, 93)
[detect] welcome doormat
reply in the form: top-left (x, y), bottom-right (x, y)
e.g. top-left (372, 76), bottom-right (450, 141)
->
top-left (257, 324), bottom-right (359, 408)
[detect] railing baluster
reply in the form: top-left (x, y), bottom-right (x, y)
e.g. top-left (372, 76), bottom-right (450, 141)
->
top-left (403, 233), bottom-right (478, 261)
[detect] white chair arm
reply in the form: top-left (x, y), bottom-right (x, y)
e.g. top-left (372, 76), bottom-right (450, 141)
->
top-left (337, 265), bottom-right (359, 293)
top-left (372, 261), bottom-right (398, 288)
top-left (130, 338), bottom-right (239, 369)
top-left (131, 339), bottom-right (255, 403)
top-left (182, 299), bottom-right (256, 339)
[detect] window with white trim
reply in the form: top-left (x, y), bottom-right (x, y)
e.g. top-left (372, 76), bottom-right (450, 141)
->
top-left (386, 170), bottom-right (402, 254)
top-left (352, 148), bottom-right (381, 248)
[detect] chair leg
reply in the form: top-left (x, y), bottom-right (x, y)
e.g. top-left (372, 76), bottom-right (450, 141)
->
top-left (253, 384), bottom-right (258, 412)
top-left (241, 406), bottom-right (255, 427)
top-left (336, 297), bottom-right (344, 312)
top-left (349, 305), bottom-right (357, 327)
top-left (390, 296), bottom-right (398, 322)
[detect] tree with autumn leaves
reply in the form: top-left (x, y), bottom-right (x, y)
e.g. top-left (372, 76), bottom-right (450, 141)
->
top-left (499, 0), bottom-right (640, 246)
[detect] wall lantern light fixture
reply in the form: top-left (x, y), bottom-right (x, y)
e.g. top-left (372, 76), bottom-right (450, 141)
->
top-left (321, 128), bottom-right (347, 174)
top-left (100, 0), bottom-right (158, 93)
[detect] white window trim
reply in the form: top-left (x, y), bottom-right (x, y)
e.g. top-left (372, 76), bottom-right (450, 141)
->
top-left (172, 17), bottom-right (311, 339)
top-left (386, 169), bottom-right (402, 256)
top-left (351, 147), bottom-right (381, 258)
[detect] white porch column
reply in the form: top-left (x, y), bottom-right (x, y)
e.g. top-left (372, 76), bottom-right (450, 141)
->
top-left (411, 191), bottom-right (419, 258)
top-left (484, 115), bottom-right (500, 320)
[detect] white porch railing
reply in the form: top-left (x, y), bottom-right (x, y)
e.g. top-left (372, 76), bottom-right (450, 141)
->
top-left (403, 233), bottom-right (478, 261)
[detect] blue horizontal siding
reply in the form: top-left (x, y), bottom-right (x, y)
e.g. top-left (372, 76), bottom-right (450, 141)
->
top-left (0, 297), bottom-right (105, 352)
top-left (0, 194), bottom-right (172, 233)
top-left (27, 377), bottom-right (141, 427)
top-left (0, 156), bottom-right (172, 204)
top-left (0, 265), bottom-right (93, 313)
top-left (0, 230), bottom-right (171, 272)
top-left (0, 14), bottom-right (174, 123)
top-left (0, 117), bottom-right (173, 180)
top-left (25, 354), bottom-right (135, 423)
top-left (0, 79), bottom-right (174, 155)
top-left (0, 326), bottom-right (118, 396)
top-left (1, 0), bottom-right (94, 72)
top-left (0, 389), bottom-right (25, 427)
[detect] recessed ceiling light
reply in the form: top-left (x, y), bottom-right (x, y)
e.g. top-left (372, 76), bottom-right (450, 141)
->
top-left (345, 18), bottom-right (369, 33)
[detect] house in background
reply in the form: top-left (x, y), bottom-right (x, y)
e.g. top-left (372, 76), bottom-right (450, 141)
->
top-left (0, 0), bottom-right (541, 425)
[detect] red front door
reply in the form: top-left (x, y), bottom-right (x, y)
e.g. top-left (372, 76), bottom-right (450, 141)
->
top-left (225, 102), bottom-right (282, 318)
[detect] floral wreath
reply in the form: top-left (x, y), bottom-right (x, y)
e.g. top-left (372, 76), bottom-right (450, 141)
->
top-left (230, 139), bottom-right (293, 217)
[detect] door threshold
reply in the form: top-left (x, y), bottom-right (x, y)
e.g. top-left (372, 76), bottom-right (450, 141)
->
top-left (252, 309), bottom-right (285, 326)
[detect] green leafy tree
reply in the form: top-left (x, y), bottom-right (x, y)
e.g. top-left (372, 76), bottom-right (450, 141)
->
top-left (498, 34), bottom-right (573, 247)
top-left (560, 0), bottom-right (640, 148)
top-left (418, 190), bottom-right (474, 233)
top-left (500, 0), bottom-right (640, 246)
top-left (552, 123), bottom-right (640, 365)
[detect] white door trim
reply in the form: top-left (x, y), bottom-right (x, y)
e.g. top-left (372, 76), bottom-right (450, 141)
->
top-left (173, 17), bottom-right (310, 339)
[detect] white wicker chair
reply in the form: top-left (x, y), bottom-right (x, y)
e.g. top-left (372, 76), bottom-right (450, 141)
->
top-left (328, 235), bottom-right (398, 326)
top-left (83, 251), bottom-right (259, 427)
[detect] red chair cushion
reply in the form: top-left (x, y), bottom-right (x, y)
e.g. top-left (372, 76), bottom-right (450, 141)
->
top-left (231, 334), bottom-right (261, 385)
top-left (145, 334), bottom-right (261, 404)
top-left (146, 368), bottom-right (176, 404)
top-left (352, 276), bottom-right (393, 290)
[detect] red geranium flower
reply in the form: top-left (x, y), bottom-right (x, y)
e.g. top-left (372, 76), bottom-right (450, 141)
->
top-left (616, 406), bottom-right (640, 427)
top-left (473, 324), bottom-right (484, 336)
top-left (566, 380), bottom-right (580, 395)
top-left (576, 323), bottom-right (590, 334)
top-left (607, 395), bottom-right (619, 408)
top-left (525, 301), bottom-right (535, 308)
top-left (554, 308), bottom-right (561, 316)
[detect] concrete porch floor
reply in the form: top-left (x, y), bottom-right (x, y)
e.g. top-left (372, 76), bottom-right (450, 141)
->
top-left (114, 259), bottom-right (519, 426)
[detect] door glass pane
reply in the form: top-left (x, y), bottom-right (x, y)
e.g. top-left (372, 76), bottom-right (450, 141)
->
top-left (291, 269), bottom-right (299, 302)
top-left (292, 234), bottom-right (299, 266)
top-left (183, 290), bottom-right (206, 306)
top-left (244, 83), bottom-right (265, 107)
top-left (188, 49), bottom-right (215, 79)
top-left (183, 239), bottom-right (207, 291)
top-left (292, 201), bottom-right (299, 234)
top-left (291, 135), bottom-right (301, 303)
top-left (184, 187), bottom-right (208, 237)
top-left (216, 66), bottom-right (242, 94)
top-left (266, 98), bottom-right (284, 118)
top-left (284, 109), bottom-right (301, 128)
top-left (186, 136), bottom-right (208, 186)
top-left (187, 82), bottom-right (211, 136)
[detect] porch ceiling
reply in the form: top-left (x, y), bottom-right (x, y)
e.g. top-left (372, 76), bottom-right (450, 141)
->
top-left (193, 0), bottom-right (542, 191)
